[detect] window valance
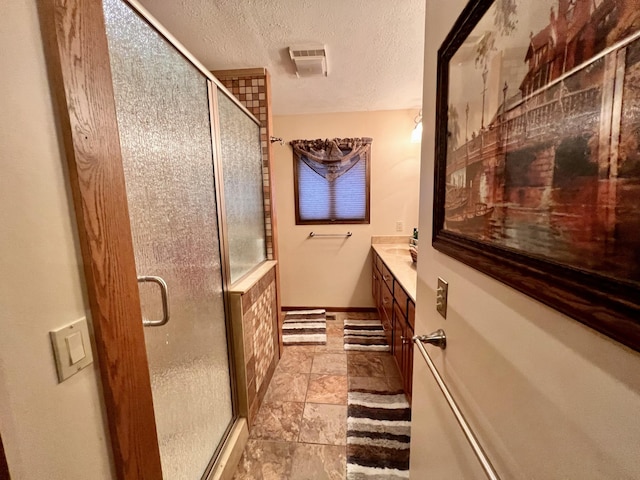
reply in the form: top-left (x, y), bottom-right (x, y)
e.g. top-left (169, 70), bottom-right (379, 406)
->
top-left (290, 137), bottom-right (373, 182)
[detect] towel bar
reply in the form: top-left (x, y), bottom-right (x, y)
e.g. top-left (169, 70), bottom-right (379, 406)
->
top-left (414, 331), bottom-right (501, 480)
top-left (308, 231), bottom-right (352, 238)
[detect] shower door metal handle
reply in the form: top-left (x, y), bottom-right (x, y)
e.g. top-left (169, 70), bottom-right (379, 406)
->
top-left (137, 276), bottom-right (170, 327)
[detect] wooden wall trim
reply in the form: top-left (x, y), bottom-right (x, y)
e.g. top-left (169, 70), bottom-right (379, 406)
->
top-left (37, 1), bottom-right (163, 478)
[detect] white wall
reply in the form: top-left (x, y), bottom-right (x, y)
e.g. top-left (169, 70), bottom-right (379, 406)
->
top-left (0, 1), bottom-right (114, 478)
top-left (410, 1), bottom-right (640, 478)
top-left (272, 110), bottom-right (421, 308)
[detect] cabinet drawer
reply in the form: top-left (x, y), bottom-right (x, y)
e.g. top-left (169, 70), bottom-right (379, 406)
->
top-left (381, 263), bottom-right (394, 294)
top-left (408, 300), bottom-right (415, 330)
top-left (394, 284), bottom-right (409, 319)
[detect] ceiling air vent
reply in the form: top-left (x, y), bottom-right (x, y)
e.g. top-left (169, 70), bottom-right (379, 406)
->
top-left (289, 45), bottom-right (328, 78)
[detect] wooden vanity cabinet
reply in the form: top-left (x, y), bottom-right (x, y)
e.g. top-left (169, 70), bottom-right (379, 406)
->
top-left (371, 249), bottom-right (414, 403)
top-left (393, 284), bottom-right (414, 404)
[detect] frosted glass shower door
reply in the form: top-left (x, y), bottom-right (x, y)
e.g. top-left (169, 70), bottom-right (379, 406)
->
top-left (103, 0), bottom-right (233, 478)
top-left (217, 92), bottom-right (267, 283)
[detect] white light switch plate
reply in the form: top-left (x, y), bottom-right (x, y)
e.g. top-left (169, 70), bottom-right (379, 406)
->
top-left (50, 317), bottom-right (93, 382)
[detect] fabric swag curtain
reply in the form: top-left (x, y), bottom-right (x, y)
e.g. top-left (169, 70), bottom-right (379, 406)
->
top-left (290, 137), bottom-right (373, 181)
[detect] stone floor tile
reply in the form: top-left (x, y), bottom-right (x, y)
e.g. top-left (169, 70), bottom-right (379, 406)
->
top-left (311, 353), bottom-right (347, 375)
top-left (298, 403), bottom-right (347, 445)
top-left (387, 375), bottom-right (404, 391)
top-left (250, 402), bottom-right (305, 442)
top-left (282, 345), bottom-right (316, 353)
top-left (347, 352), bottom-right (385, 377)
top-left (342, 311), bottom-right (377, 320)
top-left (277, 349), bottom-right (314, 374)
top-left (264, 371), bottom-right (309, 403)
top-left (326, 322), bottom-right (344, 337)
top-left (372, 352), bottom-right (401, 377)
top-left (289, 443), bottom-right (346, 480)
top-left (233, 310), bottom-right (411, 479)
top-left (232, 439), bottom-right (295, 480)
top-left (314, 336), bottom-right (344, 352)
top-left (306, 374), bottom-right (348, 405)
top-left (348, 375), bottom-right (392, 393)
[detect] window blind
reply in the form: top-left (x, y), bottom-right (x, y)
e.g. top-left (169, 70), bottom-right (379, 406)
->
top-left (297, 156), bottom-right (368, 222)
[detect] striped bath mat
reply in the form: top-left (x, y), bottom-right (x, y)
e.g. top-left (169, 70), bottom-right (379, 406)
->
top-left (347, 389), bottom-right (411, 479)
top-left (343, 319), bottom-right (390, 352)
top-left (282, 309), bottom-right (327, 345)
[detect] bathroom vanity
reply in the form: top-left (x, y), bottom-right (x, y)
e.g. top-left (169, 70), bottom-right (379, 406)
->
top-left (371, 238), bottom-right (417, 403)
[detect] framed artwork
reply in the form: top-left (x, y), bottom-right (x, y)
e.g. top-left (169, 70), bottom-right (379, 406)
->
top-left (433, 0), bottom-right (640, 351)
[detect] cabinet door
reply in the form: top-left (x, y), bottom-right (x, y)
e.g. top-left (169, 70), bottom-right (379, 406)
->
top-left (372, 256), bottom-right (380, 305)
top-left (381, 263), bottom-right (394, 295)
top-left (394, 284), bottom-right (409, 319)
top-left (407, 299), bottom-right (416, 330)
top-left (403, 324), bottom-right (414, 403)
top-left (393, 302), bottom-right (405, 372)
top-left (380, 282), bottom-right (394, 346)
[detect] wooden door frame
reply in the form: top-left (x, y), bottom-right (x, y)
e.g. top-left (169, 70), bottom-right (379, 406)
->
top-left (38, 0), bottom-right (163, 477)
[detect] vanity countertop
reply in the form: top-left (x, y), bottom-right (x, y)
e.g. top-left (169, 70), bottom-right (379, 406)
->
top-left (371, 241), bottom-right (417, 303)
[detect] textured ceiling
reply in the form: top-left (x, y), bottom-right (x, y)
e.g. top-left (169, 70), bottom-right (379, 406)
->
top-left (137, 0), bottom-right (426, 115)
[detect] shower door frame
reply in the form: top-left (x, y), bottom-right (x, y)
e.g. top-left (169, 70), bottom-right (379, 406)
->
top-left (38, 0), bottom-right (257, 477)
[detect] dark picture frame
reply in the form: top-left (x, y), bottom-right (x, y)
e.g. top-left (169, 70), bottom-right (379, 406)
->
top-left (433, 0), bottom-right (640, 352)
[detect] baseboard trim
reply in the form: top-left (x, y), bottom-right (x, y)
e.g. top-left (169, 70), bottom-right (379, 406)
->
top-left (282, 306), bottom-right (376, 312)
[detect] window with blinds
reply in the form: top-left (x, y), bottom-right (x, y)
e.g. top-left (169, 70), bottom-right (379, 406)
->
top-left (294, 154), bottom-right (370, 224)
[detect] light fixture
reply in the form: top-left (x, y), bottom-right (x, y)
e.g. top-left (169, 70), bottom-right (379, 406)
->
top-left (411, 110), bottom-right (423, 143)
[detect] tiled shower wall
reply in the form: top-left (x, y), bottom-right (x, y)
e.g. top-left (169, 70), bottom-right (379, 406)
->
top-left (213, 68), bottom-right (275, 260)
top-left (229, 266), bottom-right (279, 428)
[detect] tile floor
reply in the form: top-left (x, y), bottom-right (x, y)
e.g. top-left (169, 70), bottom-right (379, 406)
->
top-left (232, 311), bottom-right (404, 480)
